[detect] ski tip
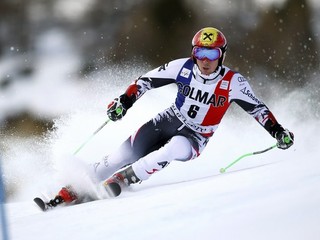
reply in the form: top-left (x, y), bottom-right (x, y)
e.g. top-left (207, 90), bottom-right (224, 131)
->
top-left (104, 182), bottom-right (122, 198)
top-left (220, 168), bottom-right (226, 173)
top-left (34, 197), bottom-right (48, 211)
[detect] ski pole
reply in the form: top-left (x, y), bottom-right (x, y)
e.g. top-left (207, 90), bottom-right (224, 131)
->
top-left (220, 144), bottom-right (277, 173)
top-left (73, 118), bottom-right (111, 155)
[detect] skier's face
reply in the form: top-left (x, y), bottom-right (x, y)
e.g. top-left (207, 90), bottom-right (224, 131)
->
top-left (196, 58), bottom-right (219, 75)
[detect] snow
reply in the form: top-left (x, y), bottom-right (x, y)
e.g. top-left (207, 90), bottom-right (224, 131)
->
top-left (3, 81), bottom-right (320, 240)
top-left (5, 153), bottom-right (320, 240)
top-left (1, 28), bottom-right (320, 240)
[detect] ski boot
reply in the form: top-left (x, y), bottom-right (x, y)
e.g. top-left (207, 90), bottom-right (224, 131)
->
top-left (34, 185), bottom-right (78, 211)
top-left (48, 185), bottom-right (78, 207)
top-left (103, 165), bottom-right (140, 197)
top-left (58, 186), bottom-right (78, 203)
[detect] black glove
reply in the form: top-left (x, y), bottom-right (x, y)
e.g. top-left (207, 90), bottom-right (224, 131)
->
top-left (275, 129), bottom-right (294, 150)
top-left (107, 94), bottom-right (136, 121)
top-left (107, 97), bottom-right (127, 121)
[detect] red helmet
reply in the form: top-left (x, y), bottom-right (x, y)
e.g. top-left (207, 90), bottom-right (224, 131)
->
top-left (192, 27), bottom-right (227, 49)
top-left (191, 27), bottom-right (227, 65)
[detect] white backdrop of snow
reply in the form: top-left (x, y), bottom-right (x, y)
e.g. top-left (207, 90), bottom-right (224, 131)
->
top-left (1, 30), bottom-right (320, 240)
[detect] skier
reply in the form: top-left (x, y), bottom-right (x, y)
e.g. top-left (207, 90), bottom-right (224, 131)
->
top-left (58, 27), bottom-right (294, 203)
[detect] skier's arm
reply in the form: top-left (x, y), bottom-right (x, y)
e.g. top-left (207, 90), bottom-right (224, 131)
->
top-left (107, 58), bottom-right (188, 121)
top-left (230, 75), bottom-right (294, 149)
top-left (125, 58), bottom-right (190, 101)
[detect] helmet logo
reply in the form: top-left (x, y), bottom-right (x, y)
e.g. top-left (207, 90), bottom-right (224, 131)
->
top-left (203, 32), bottom-right (213, 41)
top-left (200, 30), bottom-right (218, 47)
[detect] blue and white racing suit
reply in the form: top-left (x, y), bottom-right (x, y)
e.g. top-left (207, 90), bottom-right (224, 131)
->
top-left (94, 58), bottom-right (284, 181)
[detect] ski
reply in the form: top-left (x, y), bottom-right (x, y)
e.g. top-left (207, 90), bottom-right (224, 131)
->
top-left (33, 197), bottom-right (48, 211)
top-left (33, 194), bottom-right (65, 212)
top-left (103, 181), bottom-right (122, 198)
top-left (33, 182), bottom-right (122, 212)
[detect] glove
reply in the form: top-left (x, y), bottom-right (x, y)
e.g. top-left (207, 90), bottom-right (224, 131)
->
top-left (275, 129), bottom-right (294, 150)
top-left (107, 93), bottom-right (136, 121)
top-left (107, 97), bottom-right (127, 121)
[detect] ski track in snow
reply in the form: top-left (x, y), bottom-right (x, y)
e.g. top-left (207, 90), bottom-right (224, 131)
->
top-left (6, 156), bottom-right (320, 240)
top-left (3, 73), bottom-right (320, 240)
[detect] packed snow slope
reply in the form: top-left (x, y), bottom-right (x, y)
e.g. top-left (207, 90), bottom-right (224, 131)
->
top-left (3, 65), bottom-right (320, 240)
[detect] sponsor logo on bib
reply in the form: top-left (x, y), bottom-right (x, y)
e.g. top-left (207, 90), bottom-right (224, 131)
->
top-left (180, 68), bottom-right (191, 78)
top-left (220, 80), bottom-right (229, 90)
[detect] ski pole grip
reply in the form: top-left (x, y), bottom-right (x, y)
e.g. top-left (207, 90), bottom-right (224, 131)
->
top-left (284, 136), bottom-right (290, 144)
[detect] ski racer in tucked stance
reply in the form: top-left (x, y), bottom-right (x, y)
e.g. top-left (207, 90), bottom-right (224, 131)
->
top-left (57, 27), bottom-right (294, 204)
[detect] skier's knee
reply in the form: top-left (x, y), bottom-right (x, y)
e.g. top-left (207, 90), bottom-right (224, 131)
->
top-left (131, 136), bottom-right (193, 181)
top-left (166, 135), bottom-right (193, 161)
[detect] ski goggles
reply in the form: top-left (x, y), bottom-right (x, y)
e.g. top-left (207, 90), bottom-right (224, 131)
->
top-left (192, 46), bottom-right (222, 61)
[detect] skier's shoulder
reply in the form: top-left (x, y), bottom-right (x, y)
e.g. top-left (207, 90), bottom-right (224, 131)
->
top-left (159, 57), bottom-right (193, 71)
top-left (221, 65), bottom-right (247, 83)
top-left (169, 57), bottom-right (192, 66)
top-left (140, 58), bottom-right (192, 82)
